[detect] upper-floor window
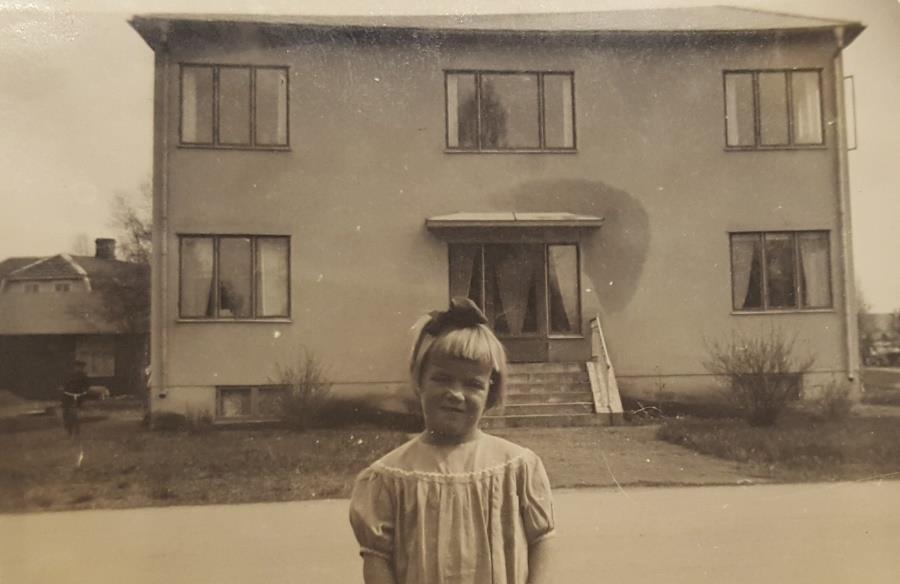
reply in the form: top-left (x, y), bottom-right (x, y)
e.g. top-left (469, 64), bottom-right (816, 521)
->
top-left (445, 71), bottom-right (575, 152)
top-left (55, 283), bottom-right (71, 292)
top-left (730, 231), bottom-right (832, 312)
top-left (724, 70), bottom-right (823, 149)
top-left (180, 64), bottom-right (289, 149)
top-left (179, 235), bottom-right (290, 320)
top-left (24, 283), bottom-right (39, 294)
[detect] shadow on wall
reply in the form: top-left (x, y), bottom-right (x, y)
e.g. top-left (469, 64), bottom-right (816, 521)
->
top-left (499, 179), bottom-right (650, 313)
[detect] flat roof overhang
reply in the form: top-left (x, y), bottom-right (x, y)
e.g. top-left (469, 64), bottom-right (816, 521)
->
top-left (426, 212), bottom-right (603, 243)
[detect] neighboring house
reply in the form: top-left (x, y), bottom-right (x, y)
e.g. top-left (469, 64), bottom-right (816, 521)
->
top-left (131, 7), bottom-right (864, 422)
top-left (0, 239), bottom-right (148, 399)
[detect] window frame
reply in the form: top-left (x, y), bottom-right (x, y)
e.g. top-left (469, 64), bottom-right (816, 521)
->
top-left (729, 230), bottom-right (833, 313)
top-left (447, 242), bottom-right (583, 336)
top-left (215, 385), bottom-right (289, 420)
top-left (722, 69), bottom-right (825, 151)
top-left (179, 63), bottom-right (291, 151)
top-left (178, 234), bottom-right (291, 321)
top-left (444, 69), bottom-right (577, 153)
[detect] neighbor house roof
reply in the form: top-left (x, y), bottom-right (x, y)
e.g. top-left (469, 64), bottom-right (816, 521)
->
top-left (3, 254), bottom-right (87, 282)
top-left (131, 7), bottom-right (864, 49)
top-left (0, 253), bottom-right (148, 335)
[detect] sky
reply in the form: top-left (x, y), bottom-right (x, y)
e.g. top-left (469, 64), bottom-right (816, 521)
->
top-left (0, 0), bottom-right (898, 312)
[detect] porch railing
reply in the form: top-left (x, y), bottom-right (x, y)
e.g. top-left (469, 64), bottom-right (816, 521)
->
top-left (586, 314), bottom-right (624, 423)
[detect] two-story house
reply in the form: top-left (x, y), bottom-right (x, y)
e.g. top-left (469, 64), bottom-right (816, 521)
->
top-left (130, 7), bottom-right (864, 424)
top-left (0, 239), bottom-right (148, 399)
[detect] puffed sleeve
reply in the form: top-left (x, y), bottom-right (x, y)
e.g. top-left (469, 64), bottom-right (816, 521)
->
top-left (519, 450), bottom-right (556, 545)
top-left (349, 465), bottom-right (395, 560)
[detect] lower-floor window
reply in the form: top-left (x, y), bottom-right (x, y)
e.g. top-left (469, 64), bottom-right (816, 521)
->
top-left (180, 234), bottom-right (290, 319)
top-left (217, 385), bottom-right (288, 419)
top-left (449, 243), bottom-right (581, 335)
top-left (76, 337), bottom-right (116, 377)
top-left (730, 230), bottom-right (832, 311)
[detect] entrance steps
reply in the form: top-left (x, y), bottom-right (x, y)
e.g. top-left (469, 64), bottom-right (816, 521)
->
top-left (482, 362), bottom-right (612, 428)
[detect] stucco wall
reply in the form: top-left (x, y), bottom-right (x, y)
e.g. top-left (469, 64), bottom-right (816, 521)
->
top-left (151, 29), bottom-right (850, 409)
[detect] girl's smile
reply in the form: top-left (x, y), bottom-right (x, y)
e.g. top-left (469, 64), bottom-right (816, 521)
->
top-left (418, 353), bottom-right (492, 444)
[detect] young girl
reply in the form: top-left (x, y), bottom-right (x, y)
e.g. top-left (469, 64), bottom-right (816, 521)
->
top-left (350, 297), bottom-right (555, 584)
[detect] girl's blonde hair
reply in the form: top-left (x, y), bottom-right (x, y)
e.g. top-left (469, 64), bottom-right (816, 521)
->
top-left (409, 298), bottom-right (507, 410)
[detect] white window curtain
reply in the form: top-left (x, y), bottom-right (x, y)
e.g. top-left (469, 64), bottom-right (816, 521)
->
top-left (547, 245), bottom-right (578, 333)
top-left (799, 233), bottom-right (831, 307)
top-left (180, 237), bottom-right (214, 317)
top-left (791, 72), bottom-right (823, 144)
top-left (255, 237), bottom-right (289, 317)
top-left (446, 74), bottom-right (460, 147)
top-left (731, 234), bottom-right (758, 309)
top-left (449, 244), bottom-right (479, 301)
top-left (494, 246), bottom-right (540, 335)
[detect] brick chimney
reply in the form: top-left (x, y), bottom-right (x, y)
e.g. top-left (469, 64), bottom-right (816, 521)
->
top-left (95, 238), bottom-right (117, 260)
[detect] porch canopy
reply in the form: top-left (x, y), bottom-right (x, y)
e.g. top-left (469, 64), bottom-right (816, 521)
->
top-left (426, 212), bottom-right (603, 243)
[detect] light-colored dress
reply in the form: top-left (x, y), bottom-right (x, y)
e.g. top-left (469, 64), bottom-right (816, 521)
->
top-left (349, 431), bottom-right (555, 584)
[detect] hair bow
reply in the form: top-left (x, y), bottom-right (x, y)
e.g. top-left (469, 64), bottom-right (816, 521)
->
top-left (423, 296), bottom-right (488, 336)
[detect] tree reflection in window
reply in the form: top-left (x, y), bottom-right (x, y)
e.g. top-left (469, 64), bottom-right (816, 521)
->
top-left (446, 71), bottom-right (573, 151)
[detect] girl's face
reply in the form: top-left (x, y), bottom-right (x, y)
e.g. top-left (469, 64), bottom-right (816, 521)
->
top-left (418, 352), bottom-right (492, 444)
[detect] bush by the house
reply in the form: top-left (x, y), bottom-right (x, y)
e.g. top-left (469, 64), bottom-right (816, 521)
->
top-left (703, 329), bottom-right (815, 427)
top-left (274, 350), bottom-right (335, 431)
top-left (817, 380), bottom-right (853, 421)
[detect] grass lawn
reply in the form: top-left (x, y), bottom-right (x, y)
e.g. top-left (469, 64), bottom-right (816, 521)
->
top-left (0, 409), bottom-right (409, 513)
top-left (657, 409), bottom-right (900, 482)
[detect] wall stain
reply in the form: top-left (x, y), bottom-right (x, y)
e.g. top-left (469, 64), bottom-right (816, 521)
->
top-left (492, 178), bottom-right (650, 313)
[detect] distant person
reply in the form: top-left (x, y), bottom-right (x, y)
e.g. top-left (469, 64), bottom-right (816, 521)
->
top-left (61, 360), bottom-right (89, 436)
top-left (349, 297), bottom-right (556, 584)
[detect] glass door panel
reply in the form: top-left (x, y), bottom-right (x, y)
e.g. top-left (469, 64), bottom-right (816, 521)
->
top-left (484, 244), bottom-right (544, 336)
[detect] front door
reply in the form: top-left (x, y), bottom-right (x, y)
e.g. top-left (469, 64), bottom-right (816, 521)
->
top-left (449, 243), bottom-right (582, 362)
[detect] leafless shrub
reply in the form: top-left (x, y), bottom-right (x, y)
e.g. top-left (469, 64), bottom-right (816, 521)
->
top-left (817, 380), bottom-right (853, 422)
top-left (274, 350), bottom-right (334, 431)
top-left (704, 329), bottom-right (814, 427)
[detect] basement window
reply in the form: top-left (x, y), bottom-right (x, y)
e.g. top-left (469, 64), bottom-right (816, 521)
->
top-left (217, 385), bottom-right (288, 419)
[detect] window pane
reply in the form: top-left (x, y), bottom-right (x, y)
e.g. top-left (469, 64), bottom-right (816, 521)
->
top-left (180, 237), bottom-right (214, 317)
top-left (543, 74), bottom-right (574, 148)
top-left (181, 66), bottom-right (213, 143)
top-left (791, 71), bottom-right (823, 144)
top-left (256, 68), bottom-right (288, 146)
top-left (218, 237), bottom-right (252, 318)
top-left (255, 237), bottom-right (289, 317)
top-left (724, 73), bottom-right (755, 147)
top-left (218, 67), bottom-right (251, 145)
top-left (257, 386), bottom-right (288, 418)
top-left (799, 232), bottom-right (831, 307)
top-left (75, 337), bottom-right (116, 378)
top-left (548, 245), bottom-right (579, 333)
top-left (758, 72), bottom-right (789, 146)
top-left (449, 244), bottom-right (483, 308)
top-left (765, 233), bottom-right (797, 308)
top-left (485, 245), bottom-right (540, 335)
top-left (446, 73), bottom-right (477, 149)
top-left (731, 234), bottom-right (763, 310)
top-left (219, 388), bottom-right (251, 417)
top-left (481, 74), bottom-right (539, 149)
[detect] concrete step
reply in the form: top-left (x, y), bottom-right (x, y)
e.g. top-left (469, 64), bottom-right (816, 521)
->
top-left (505, 382), bottom-right (592, 395)
top-left (507, 372), bottom-right (590, 385)
top-left (508, 362), bottom-right (585, 374)
top-left (482, 413), bottom-right (612, 429)
top-left (504, 391), bottom-right (593, 405)
top-left (498, 402), bottom-right (594, 416)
